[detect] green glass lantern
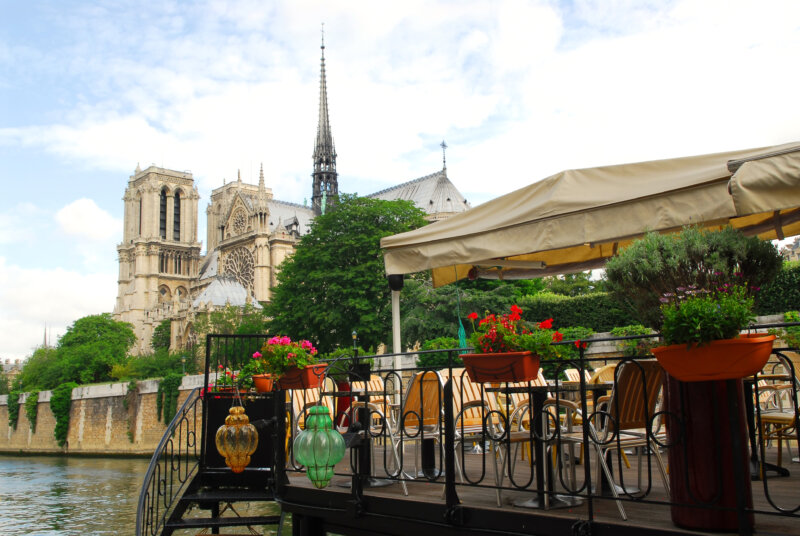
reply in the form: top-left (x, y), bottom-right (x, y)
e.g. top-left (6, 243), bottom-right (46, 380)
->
top-left (215, 405), bottom-right (259, 473)
top-left (293, 405), bottom-right (346, 488)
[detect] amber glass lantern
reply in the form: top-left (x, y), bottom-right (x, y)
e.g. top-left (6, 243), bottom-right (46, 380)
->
top-left (293, 405), bottom-right (346, 488)
top-left (215, 405), bottom-right (258, 473)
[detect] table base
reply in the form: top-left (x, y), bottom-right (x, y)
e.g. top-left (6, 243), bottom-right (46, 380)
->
top-left (513, 494), bottom-right (583, 510)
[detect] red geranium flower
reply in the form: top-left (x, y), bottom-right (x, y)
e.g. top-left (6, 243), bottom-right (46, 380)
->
top-left (538, 318), bottom-right (554, 329)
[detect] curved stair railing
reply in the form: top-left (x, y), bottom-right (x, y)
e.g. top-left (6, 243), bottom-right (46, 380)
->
top-left (136, 387), bottom-right (202, 536)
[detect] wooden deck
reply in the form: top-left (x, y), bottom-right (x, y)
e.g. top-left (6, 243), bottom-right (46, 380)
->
top-left (279, 441), bottom-right (799, 536)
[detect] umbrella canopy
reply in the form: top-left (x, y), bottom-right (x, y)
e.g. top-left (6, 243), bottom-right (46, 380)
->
top-left (381, 142), bottom-right (800, 287)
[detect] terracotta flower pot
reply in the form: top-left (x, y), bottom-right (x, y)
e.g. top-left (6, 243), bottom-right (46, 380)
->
top-left (459, 351), bottom-right (540, 383)
top-left (252, 374), bottom-right (274, 393)
top-left (651, 333), bottom-right (776, 382)
top-left (278, 363), bottom-right (328, 389)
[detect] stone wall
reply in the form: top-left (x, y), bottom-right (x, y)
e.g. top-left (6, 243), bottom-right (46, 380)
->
top-left (0, 375), bottom-right (205, 456)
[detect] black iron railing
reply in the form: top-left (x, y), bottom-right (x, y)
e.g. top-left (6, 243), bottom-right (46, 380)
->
top-left (274, 323), bottom-right (800, 536)
top-left (135, 386), bottom-right (201, 536)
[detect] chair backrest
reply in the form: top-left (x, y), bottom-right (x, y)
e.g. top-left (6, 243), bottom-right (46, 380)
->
top-left (565, 368), bottom-right (592, 383)
top-left (290, 377), bottom-right (336, 431)
top-left (439, 368), bottom-right (498, 428)
top-left (401, 370), bottom-right (443, 430)
top-left (605, 359), bottom-right (664, 433)
top-left (590, 363), bottom-right (617, 384)
top-left (351, 374), bottom-right (387, 398)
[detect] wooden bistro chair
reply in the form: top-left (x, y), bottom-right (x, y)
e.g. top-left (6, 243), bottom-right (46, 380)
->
top-left (758, 353), bottom-right (800, 469)
top-left (398, 370), bottom-right (448, 482)
top-left (438, 367), bottom-right (501, 496)
top-left (560, 359), bottom-right (669, 520)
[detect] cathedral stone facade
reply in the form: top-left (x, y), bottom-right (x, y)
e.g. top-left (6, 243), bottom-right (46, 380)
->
top-left (113, 41), bottom-right (470, 354)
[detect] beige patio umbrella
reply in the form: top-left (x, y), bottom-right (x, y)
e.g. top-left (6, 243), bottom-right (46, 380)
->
top-left (382, 142), bottom-right (800, 287)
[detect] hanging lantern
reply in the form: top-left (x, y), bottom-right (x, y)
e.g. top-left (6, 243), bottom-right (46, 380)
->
top-left (215, 405), bottom-right (258, 473)
top-left (293, 405), bottom-right (346, 488)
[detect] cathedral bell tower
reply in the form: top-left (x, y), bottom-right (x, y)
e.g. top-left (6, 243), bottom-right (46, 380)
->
top-left (311, 32), bottom-right (338, 216)
top-left (114, 165), bottom-right (202, 354)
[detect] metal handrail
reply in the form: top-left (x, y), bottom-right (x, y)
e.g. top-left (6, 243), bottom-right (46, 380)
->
top-left (136, 386), bottom-right (201, 536)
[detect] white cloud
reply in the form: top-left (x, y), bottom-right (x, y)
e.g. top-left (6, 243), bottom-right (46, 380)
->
top-left (0, 257), bottom-right (118, 360)
top-left (55, 198), bottom-right (121, 241)
top-left (0, 203), bottom-right (47, 245)
top-left (1, 0), bottom-right (799, 359)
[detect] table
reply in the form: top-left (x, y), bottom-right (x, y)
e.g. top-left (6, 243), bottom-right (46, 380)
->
top-left (486, 382), bottom-right (612, 509)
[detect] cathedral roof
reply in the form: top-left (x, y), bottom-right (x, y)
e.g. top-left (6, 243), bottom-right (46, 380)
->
top-left (367, 169), bottom-right (471, 217)
top-left (192, 276), bottom-right (261, 309)
top-left (266, 200), bottom-right (315, 235)
top-left (198, 250), bottom-right (219, 281)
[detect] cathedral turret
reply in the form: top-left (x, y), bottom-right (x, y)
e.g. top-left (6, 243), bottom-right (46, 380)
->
top-left (311, 29), bottom-right (338, 216)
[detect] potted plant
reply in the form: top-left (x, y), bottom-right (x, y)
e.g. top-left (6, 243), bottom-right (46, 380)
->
top-left (461, 305), bottom-right (564, 383)
top-left (212, 365), bottom-right (242, 392)
top-left (604, 226), bottom-right (783, 531)
top-left (260, 336), bottom-right (325, 389)
top-left (240, 351), bottom-right (273, 392)
top-left (652, 284), bottom-right (775, 381)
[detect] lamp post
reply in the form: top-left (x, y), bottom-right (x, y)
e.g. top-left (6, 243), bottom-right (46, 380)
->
top-left (352, 331), bottom-right (358, 358)
top-left (181, 355), bottom-right (186, 375)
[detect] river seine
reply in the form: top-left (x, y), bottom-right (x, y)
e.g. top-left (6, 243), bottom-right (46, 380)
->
top-left (0, 454), bottom-right (288, 535)
top-left (0, 455), bottom-right (149, 535)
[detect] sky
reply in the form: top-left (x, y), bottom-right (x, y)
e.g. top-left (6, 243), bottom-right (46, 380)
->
top-left (1, 0), bottom-right (799, 361)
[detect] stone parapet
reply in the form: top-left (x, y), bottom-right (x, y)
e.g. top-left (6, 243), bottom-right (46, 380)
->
top-left (0, 374), bottom-right (205, 456)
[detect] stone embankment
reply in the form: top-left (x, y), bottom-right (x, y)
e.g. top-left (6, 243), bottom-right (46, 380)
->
top-left (0, 375), bottom-right (204, 455)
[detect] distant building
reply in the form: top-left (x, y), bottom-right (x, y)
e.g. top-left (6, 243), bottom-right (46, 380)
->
top-left (1, 358), bottom-right (22, 386)
top-left (782, 237), bottom-right (800, 262)
top-left (113, 40), bottom-right (470, 353)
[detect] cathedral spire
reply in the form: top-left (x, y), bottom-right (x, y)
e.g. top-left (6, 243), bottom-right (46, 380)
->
top-left (311, 24), bottom-right (338, 216)
top-left (258, 163), bottom-right (265, 190)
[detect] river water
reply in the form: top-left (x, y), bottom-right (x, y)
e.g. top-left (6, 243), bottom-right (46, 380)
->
top-left (0, 455), bottom-right (150, 535)
top-left (0, 454), bottom-right (288, 535)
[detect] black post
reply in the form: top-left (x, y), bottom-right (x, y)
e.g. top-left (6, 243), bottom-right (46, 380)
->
top-left (273, 389), bottom-right (289, 497)
top-left (726, 379), bottom-right (753, 536)
top-left (292, 513), bottom-right (325, 536)
top-left (443, 378), bottom-right (459, 508)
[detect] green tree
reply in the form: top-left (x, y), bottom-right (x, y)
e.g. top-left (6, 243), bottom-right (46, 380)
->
top-left (193, 302), bottom-right (267, 338)
top-left (57, 314), bottom-right (136, 385)
top-left (0, 368), bottom-right (9, 395)
top-left (543, 271), bottom-right (604, 296)
top-left (14, 347), bottom-right (61, 392)
top-left (151, 320), bottom-right (172, 351)
top-left (266, 195), bottom-right (427, 352)
top-left (400, 273), bottom-right (523, 347)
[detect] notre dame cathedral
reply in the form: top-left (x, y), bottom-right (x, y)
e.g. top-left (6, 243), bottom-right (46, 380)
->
top-left (113, 41), bottom-right (471, 354)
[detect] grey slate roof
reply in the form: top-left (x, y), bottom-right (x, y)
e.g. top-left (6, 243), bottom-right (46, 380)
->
top-left (192, 276), bottom-right (261, 309)
top-left (266, 199), bottom-right (315, 234)
top-left (367, 169), bottom-right (471, 216)
top-left (198, 250), bottom-right (219, 281)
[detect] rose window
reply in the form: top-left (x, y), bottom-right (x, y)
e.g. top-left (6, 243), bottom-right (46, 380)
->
top-left (233, 210), bottom-right (247, 235)
top-left (224, 247), bottom-right (255, 290)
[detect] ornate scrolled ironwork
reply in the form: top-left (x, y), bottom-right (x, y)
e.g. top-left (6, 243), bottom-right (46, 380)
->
top-left (135, 387), bottom-right (201, 536)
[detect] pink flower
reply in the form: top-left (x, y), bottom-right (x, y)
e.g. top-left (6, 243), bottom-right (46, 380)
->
top-left (280, 336), bottom-right (291, 345)
top-left (301, 340), bottom-right (313, 350)
top-left (268, 336), bottom-right (280, 345)
top-left (252, 351), bottom-right (262, 359)
top-left (288, 352), bottom-right (296, 359)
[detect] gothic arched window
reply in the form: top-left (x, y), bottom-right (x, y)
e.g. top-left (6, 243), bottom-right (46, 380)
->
top-left (173, 190), bottom-right (181, 241)
top-left (159, 188), bottom-right (168, 239)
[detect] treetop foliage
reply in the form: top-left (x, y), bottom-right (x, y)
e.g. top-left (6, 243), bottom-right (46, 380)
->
top-left (266, 194), bottom-right (427, 352)
top-left (15, 313), bottom-right (136, 391)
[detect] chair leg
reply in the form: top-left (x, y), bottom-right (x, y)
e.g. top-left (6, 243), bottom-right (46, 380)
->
top-left (596, 445), bottom-right (628, 521)
top-left (651, 441), bottom-right (670, 496)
